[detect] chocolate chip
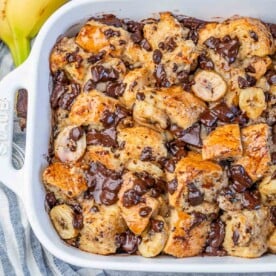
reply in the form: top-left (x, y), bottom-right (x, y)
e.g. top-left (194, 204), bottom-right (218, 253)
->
top-left (207, 220), bottom-right (225, 248)
top-left (273, 125), bottom-right (276, 144)
top-left (57, 83), bottom-right (81, 110)
top-left (230, 165), bottom-right (253, 192)
top-left (238, 74), bottom-right (256, 89)
top-left (211, 102), bottom-right (236, 123)
top-left (104, 28), bottom-right (120, 38)
top-left (177, 71), bottom-right (189, 83)
top-left (204, 35), bottom-right (240, 64)
top-left (140, 39), bottom-right (152, 51)
top-left (73, 213), bottom-right (83, 229)
top-left (167, 178), bottom-right (178, 194)
top-left (166, 139), bottom-right (187, 160)
top-left (268, 23), bottom-right (276, 38)
top-left (241, 190), bottom-right (261, 210)
top-left (177, 16), bottom-right (206, 44)
top-left (163, 158), bottom-right (176, 173)
top-left (45, 192), bottom-right (57, 210)
top-left (115, 231), bottom-right (141, 254)
top-left (91, 206), bottom-right (99, 213)
top-left (133, 178), bottom-right (148, 196)
top-left (158, 42), bottom-right (165, 50)
top-left (53, 70), bottom-right (69, 84)
top-left (271, 152), bottom-right (276, 165)
top-left (200, 109), bottom-right (218, 127)
top-left (160, 37), bottom-right (177, 52)
top-left (83, 79), bottom-right (95, 92)
top-left (151, 219), bottom-right (164, 232)
top-left (153, 49), bottom-right (162, 64)
top-left (188, 183), bottom-right (204, 206)
top-left (87, 128), bottom-right (117, 147)
top-left (87, 50), bottom-right (106, 64)
top-left (265, 69), bottom-right (276, 85)
top-left (249, 30), bottom-right (258, 41)
top-left (100, 190), bottom-right (117, 205)
top-left (175, 123), bottom-right (202, 148)
top-left (190, 212), bottom-right (206, 228)
top-left (139, 206), bottom-right (152, 217)
top-left (140, 147), bottom-right (155, 161)
top-left (122, 189), bottom-right (141, 207)
top-left (69, 127), bottom-right (84, 141)
top-left (198, 54), bottom-right (214, 70)
top-left (85, 162), bottom-right (122, 205)
top-left (232, 229), bottom-right (240, 245)
top-left (105, 82), bottom-right (126, 98)
top-left (245, 65), bottom-right (256, 73)
top-left (270, 206), bottom-right (276, 225)
top-left (50, 84), bottom-right (67, 109)
top-left (136, 92), bottom-right (145, 101)
top-left (91, 65), bottom-right (119, 83)
top-left (154, 64), bottom-right (170, 88)
top-left (93, 14), bottom-right (123, 28)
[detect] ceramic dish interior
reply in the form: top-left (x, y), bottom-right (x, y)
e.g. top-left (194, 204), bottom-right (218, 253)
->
top-left (0, 0), bottom-right (275, 272)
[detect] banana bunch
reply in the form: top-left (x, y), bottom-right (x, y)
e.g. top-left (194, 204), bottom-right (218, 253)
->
top-left (0, 0), bottom-right (68, 67)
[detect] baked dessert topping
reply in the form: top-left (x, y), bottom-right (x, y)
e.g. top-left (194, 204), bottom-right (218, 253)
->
top-left (43, 12), bottom-right (276, 258)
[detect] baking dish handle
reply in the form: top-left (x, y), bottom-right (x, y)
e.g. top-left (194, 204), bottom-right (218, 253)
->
top-left (0, 60), bottom-right (30, 199)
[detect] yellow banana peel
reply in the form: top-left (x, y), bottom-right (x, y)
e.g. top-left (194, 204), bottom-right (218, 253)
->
top-left (0, 0), bottom-right (68, 67)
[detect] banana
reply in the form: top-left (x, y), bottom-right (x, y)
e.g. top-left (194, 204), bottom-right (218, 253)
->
top-left (192, 70), bottom-right (227, 102)
top-left (0, 0), bottom-right (67, 66)
top-left (239, 87), bottom-right (266, 119)
top-left (55, 125), bottom-right (86, 163)
top-left (138, 216), bottom-right (168, 258)
top-left (50, 204), bottom-right (79, 240)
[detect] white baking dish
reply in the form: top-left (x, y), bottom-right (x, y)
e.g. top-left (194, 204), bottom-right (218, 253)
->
top-left (0, 0), bottom-right (275, 272)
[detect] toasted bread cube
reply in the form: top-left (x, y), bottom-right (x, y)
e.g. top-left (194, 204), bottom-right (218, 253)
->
top-left (222, 208), bottom-right (270, 258)
top-left (168, 152), bottom-right (226, 214)
top-left (236, 123), bottom-right (270, 181)
top-left (118, 172), bottom-right (160, 235)
top-left (202, 124), bottom-right (242, 160)
top-left (163, 209), bottom-right (209, 257)
top-left (43, 162), bottom-right (87, 200)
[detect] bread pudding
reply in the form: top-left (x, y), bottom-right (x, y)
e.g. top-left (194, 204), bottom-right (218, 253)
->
top-left (43, 12), bottom-right (276, 258)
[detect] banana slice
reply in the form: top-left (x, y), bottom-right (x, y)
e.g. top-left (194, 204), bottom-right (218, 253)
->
top-left (55, 125), bottom-right (86, 163)
top-left (138, 216), bottom-right (168, 258)
top-left (50, 204), bottom-right (79, 240)
top-left (239, 87), bottom-right (266, 119)
top-left (192, 70), bottom-right (227, 102)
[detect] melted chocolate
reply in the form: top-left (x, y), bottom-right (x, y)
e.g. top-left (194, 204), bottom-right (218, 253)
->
top-left (200, 109), bottom-right (218, 127)
top-left (204, 35), bottom-right (240, 64)
top-left (104, 28), bottom-right (121, 38)
top-left (198, 54), bottom-right (214, 70)
top-left (265, 69), bottom-right (276, 85)
top-left (69, 127), bottom-right (84, 141)
top-left (238, 74), bottom-right (256, 89)
top-left (91, 65), bottom-right (119, 83)
top-left (87, 128), bottom-right (117, 147)
top-left (241, 190), bottom-right (261, 210)
top-left (45, 192), bottom-right (57, 210)
top-left (140, 39), bottom-right (152, 51)
top-left (151, 219), bottom-right (164, 232)
top-left (87, 50), bottom-right (106, 64)
top-left (232, 229), bottom-right (240, 245)
top-left (154, 64), bottom-right (170, 88)
top-left (105, 82), bottom-right (126, 98)
top-left (230, 165), bottom-right (253, 192)
top-left (122, 189), bottom-right (141, 207)
top-left (174, 123), bottom-right (202, 148)
top-left (115, 231), bottom-right (141, 254)
top-left (167, 178), bottom-right (178, 194)
top-left (153, 49), bottom-right (163, 64)
top-left (93, 14), bottom-right (124, 28)
top-left (73, 213), bottom-right (83, 229)
top-left (166, 139), bottom-right (187, 159)
top-left (140, 147), bottom-right (155, 161)
top-left (139, 206), bottom-right (152, 217)
top-left (204, 220), bottom-right (227, 256)
top-left (188, 183), bottom-right (204, 206)
top-left (190, 212), bottom-right (207, 229)
top-left (85, 162), bottom-right (122, 205)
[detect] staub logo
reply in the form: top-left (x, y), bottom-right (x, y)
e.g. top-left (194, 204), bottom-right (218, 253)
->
top-left (0, 98), bottom-right (9, 156)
